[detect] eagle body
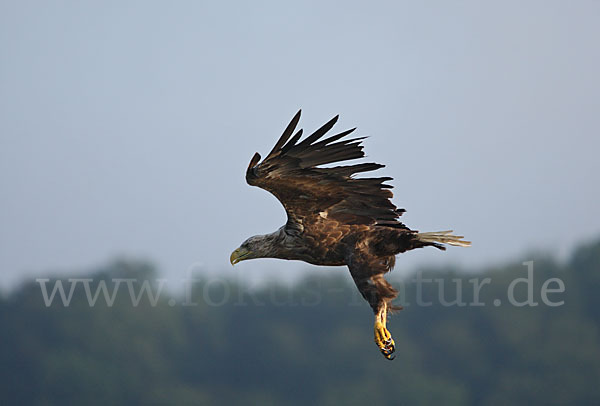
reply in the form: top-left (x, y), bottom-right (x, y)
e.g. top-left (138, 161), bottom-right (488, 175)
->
top-left (251, 222), bottom-right (415, 267)
top-left (231, 111), bottom-right (470, 359)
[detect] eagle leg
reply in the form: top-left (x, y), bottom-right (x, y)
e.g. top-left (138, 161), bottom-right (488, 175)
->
top-left (348, 259), bottom-right (399, 360)
top-left (374, 303), bottom-right (395, 360)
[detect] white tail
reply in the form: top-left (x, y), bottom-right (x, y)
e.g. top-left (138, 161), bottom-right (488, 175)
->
top-left (417, 230), bottom-right (471, 247)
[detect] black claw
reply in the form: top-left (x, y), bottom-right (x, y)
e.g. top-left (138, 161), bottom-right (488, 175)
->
top-left (380, 348), bottom-right (395, 360)
top-left (380, 344), bottom-right (395, 357)
top-left (381, 346), bottom-right (395, 356)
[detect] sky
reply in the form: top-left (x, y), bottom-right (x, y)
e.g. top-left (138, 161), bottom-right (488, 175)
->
top-left (1, 0), bottom-right (599, 290)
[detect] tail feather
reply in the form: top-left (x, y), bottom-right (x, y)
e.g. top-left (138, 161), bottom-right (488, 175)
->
top-left (417, 230), bottom-right (471, 249)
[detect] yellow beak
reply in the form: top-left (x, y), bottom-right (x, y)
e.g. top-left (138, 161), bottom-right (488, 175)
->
top-left (230, 247), bottom-right (251, 265)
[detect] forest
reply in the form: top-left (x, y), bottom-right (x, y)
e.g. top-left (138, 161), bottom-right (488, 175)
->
top-left (1, 237), bottom-right (599, 405)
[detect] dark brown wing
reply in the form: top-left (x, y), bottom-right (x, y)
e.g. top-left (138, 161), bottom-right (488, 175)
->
top-left (246, 110), bottom-right (407, 233)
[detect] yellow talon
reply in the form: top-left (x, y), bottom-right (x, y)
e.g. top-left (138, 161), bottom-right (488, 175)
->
top-left (374, 321), bottom-right (395, 360)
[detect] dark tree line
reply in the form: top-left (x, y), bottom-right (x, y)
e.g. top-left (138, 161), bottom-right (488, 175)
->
top-left (1, 238), bottom-right (600, 405)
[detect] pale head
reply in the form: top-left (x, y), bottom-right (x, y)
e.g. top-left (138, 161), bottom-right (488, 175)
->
top-left (230, 233), bottom-right (281, 265)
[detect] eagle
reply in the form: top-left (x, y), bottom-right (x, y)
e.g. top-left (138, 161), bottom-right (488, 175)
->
top-left (230, 111), bottom-right (470, 360)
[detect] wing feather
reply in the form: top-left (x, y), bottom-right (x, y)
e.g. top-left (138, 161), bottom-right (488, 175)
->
top-left (246, 111), bottom-right (406, 231)
top-left (296, 115), bottom-right (339, 147)
top-left (266, 109), bottom-right (302, 159)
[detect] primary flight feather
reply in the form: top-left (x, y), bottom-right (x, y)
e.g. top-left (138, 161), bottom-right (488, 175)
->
top-left (230, 110), bottom-right (470, 359)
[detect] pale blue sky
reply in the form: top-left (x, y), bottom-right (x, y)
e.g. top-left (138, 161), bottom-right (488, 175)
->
top-left (1, 1), bottom-right (599, 289)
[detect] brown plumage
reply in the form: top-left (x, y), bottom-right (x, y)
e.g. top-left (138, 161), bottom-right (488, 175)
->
top-left (230, 110), bottom-right (470, 359)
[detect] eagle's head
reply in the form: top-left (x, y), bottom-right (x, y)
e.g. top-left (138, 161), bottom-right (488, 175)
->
top-left (230, 233), bottom-right (280, 265)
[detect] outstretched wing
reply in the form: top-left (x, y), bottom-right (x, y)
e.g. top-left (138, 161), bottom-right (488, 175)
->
top-left (246, 110), bottom-right (406, 233)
